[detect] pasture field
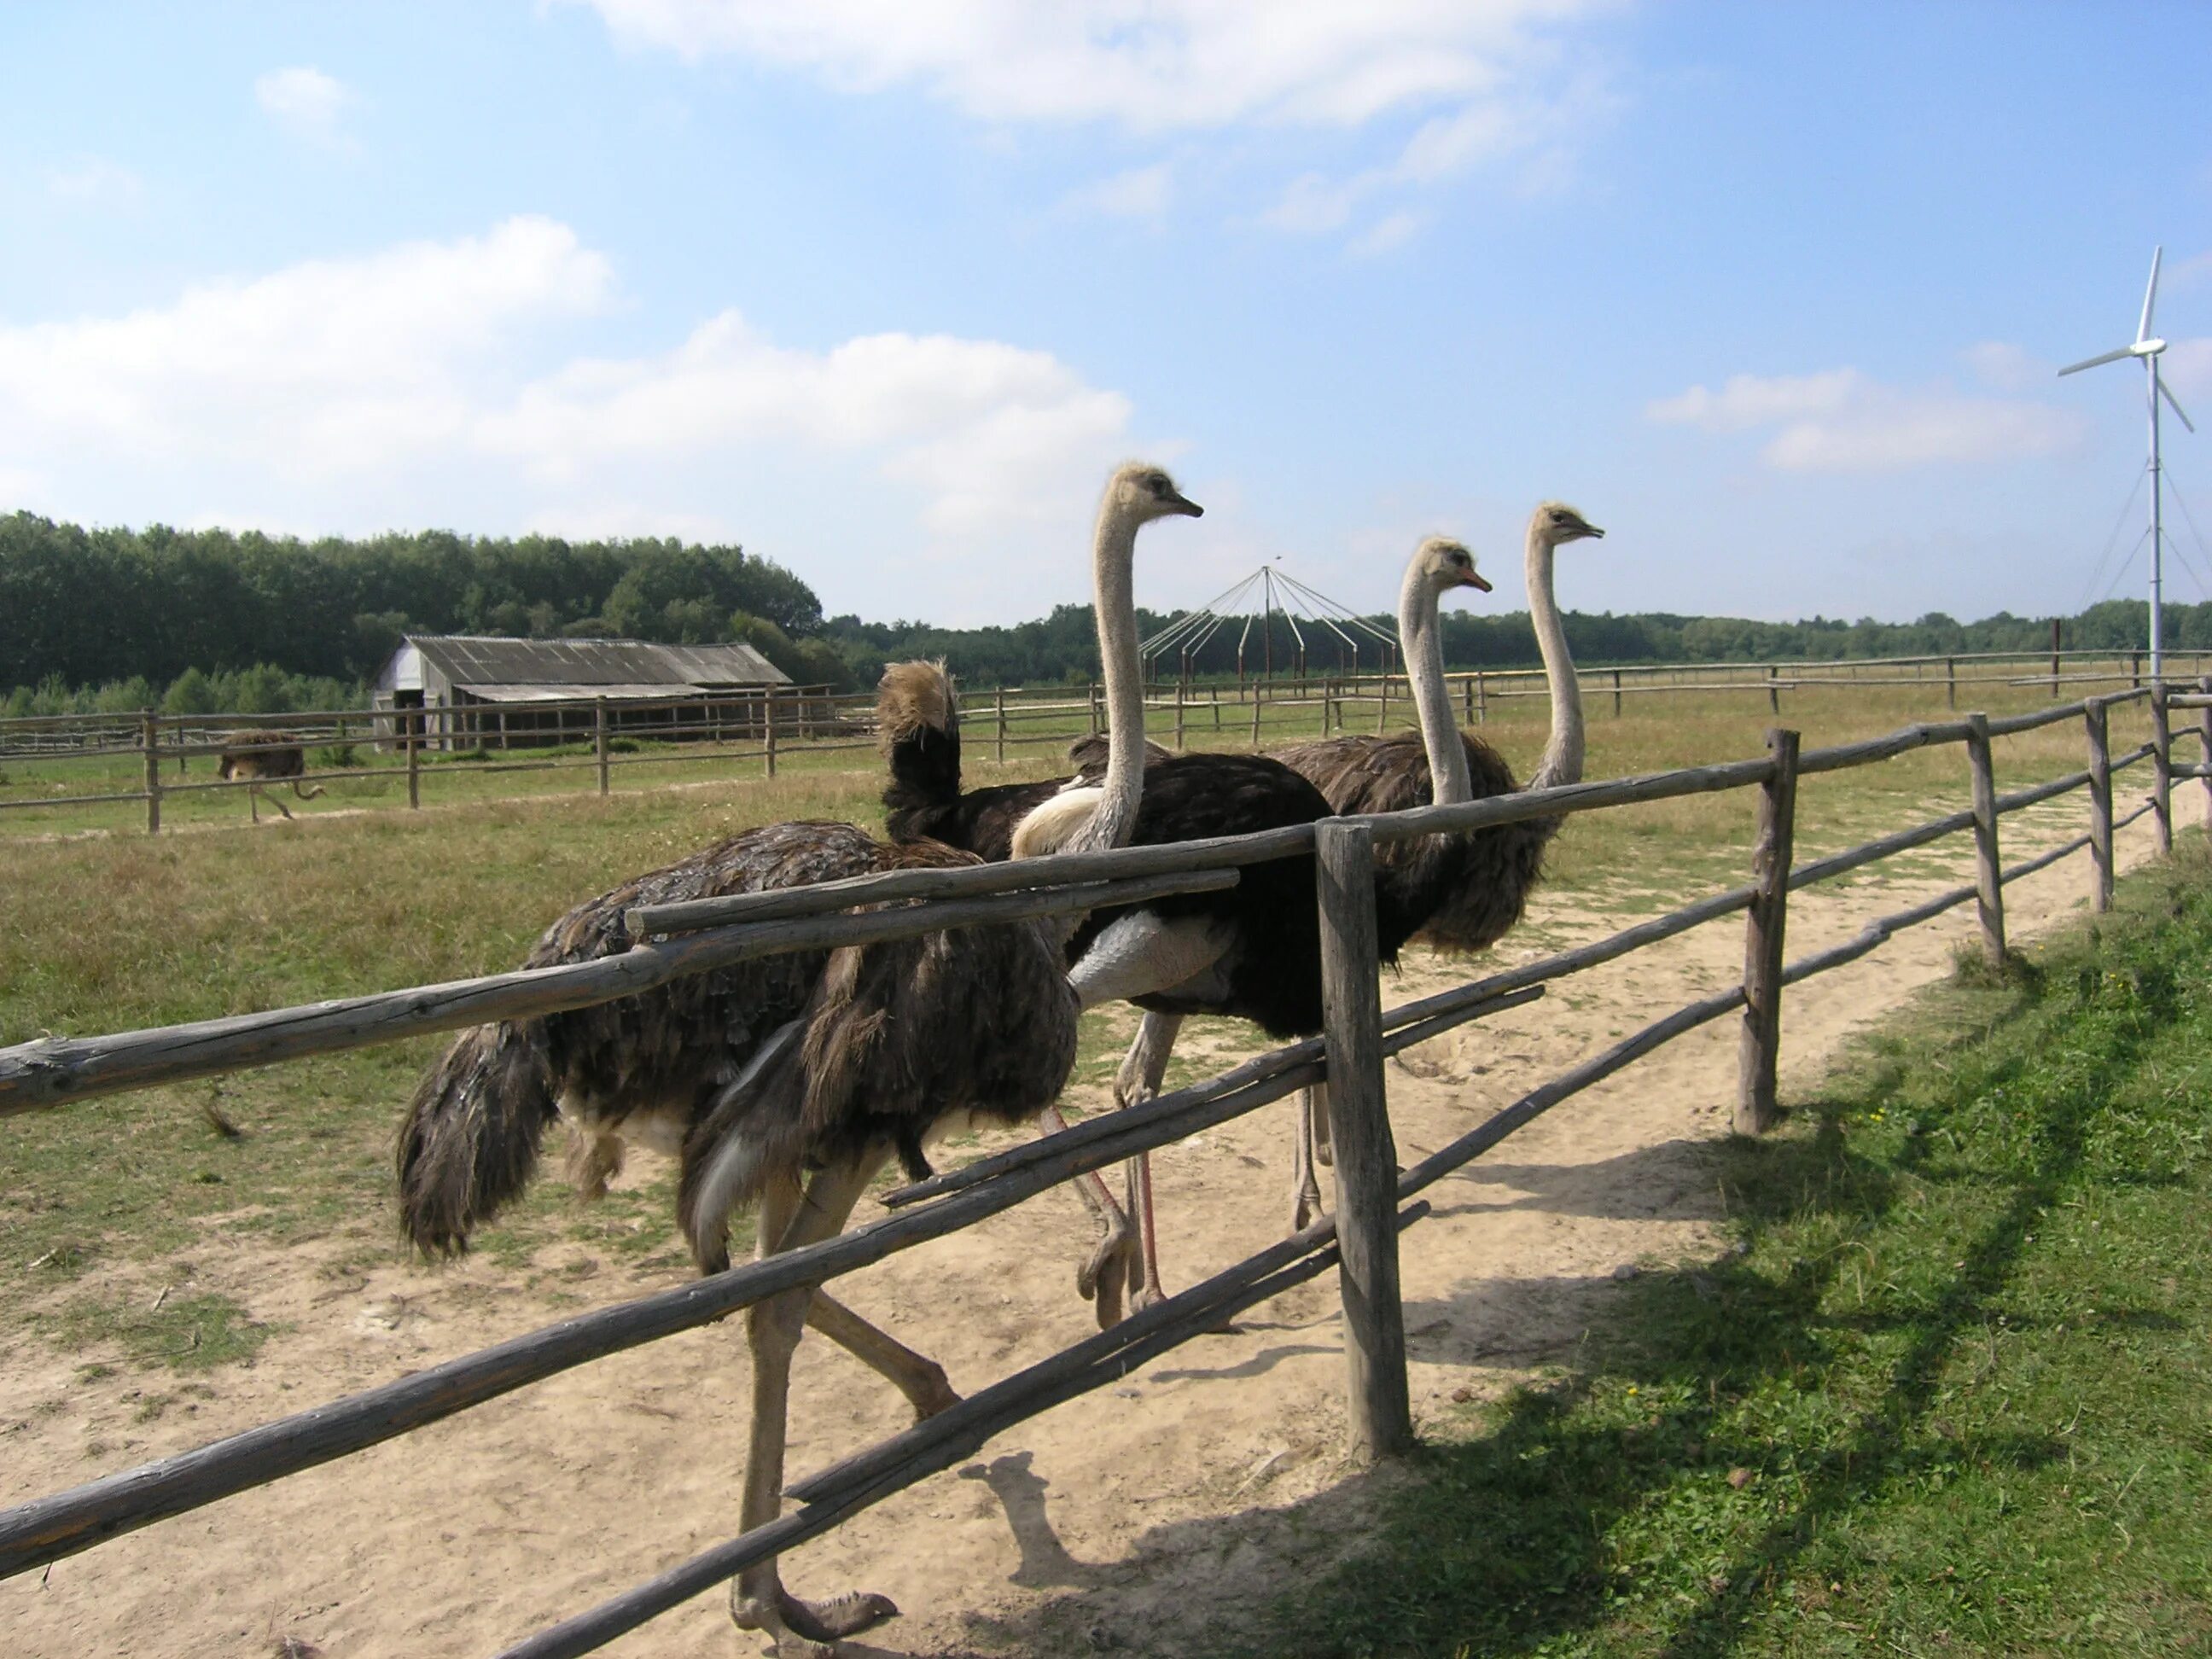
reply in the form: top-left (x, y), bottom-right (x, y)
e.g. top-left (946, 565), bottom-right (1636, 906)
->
top-left (0, 677), bottom-right (2194, 1656)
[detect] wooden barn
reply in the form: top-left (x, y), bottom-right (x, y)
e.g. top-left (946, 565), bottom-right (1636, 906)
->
top-left (370, 634), bottom-right (793, 750)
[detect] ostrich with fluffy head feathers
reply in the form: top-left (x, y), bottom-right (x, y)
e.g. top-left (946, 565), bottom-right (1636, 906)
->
top-left (395, 462), bottom-right (1199, 1658)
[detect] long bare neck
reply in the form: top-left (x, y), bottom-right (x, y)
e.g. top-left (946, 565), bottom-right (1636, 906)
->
top-left (1399, 564), bottom-right (1473, 806)
top-left (1065, 500), bottom-right (1145, 855)
top-left (1526, 523), bottom-right (1584, 792)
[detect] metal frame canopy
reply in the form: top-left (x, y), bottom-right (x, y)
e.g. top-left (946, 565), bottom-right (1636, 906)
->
top-left (1139, 563), bottom-right (1400, 687)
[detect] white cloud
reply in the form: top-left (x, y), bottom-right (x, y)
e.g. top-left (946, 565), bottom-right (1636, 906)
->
top-left (2163, 337), bottom-right (2212, 405)
top-left (1349, 209), bottom-right (1428, 258)
top-left (1062, 161), bottom-right (1174, 220)
top-left (45, 157), bottom-right (143, 206)
top-left (1649, 367), bottom-right (2088, 472)
top-left (574, 1), bottom-right (1607, 131)
top-left (0, 218), bottom-right (1144, 620)
top-left (1962, 341), bottom-right (2043, 393)
top-left (254, 66), bottom-right (357, 143)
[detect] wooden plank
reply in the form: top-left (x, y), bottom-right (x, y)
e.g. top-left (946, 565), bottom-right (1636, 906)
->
top-left (2151, 684), bottom-right (2174, 856)
top-left (1965, 712), bottom-right (2005, 966)
top-left (594, 698), bottom-right (610, 797)
top-left (1736, 728), bottom-right (1800, 1135)
top-left (0, 868), bottom-right (1236, 1115)
top-left (2086, 700), bottom-right (2114, 912)
top-left (142, 711), bottom-right (160, 835)
top-left (1313, 820), bottom-right (1412, 1459)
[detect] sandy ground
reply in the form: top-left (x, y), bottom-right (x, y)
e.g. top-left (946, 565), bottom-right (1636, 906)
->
top-left (2, 781), bottom-right (2197, 1659)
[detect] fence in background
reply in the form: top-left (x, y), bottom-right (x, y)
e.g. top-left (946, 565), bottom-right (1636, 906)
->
top-left (3, 649), bottom-right (2204, 834)
top-left (0, 678), bottom-right (2200, 1654)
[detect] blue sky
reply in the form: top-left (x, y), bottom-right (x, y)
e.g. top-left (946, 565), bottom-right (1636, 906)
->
top-left (3, 2), bottom-right (2209, 628)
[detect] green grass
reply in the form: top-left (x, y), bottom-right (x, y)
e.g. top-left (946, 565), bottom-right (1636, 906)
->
top-left (1243, 840), bottom-right (2212, 1658)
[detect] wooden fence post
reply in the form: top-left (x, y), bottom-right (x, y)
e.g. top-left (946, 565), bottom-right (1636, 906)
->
top-left (1766, 664), bottom-right (1781, 716)
top-left (1612, 668), bottom-right (1623, 719)
top-left (765, 690), bottom-right (780, 779)
top-left (2200, 677), bottom-right (2212, 819)
top-left (1475, 669), bottom-right (1487, 725)
top-left (1089, 682), bottom-right (1101, 738)
top-left (2051, 620), bottom-right (2062, 696)
top-left (1375, 672), bottom-right (1389, 736)
top-left (594, 697), bottom-right (610, 797)
top-left (141, 711), bottom-right (161, 835)
top-left (1250, 685), bottom-right (1263, 748)
top-left (1313, 820), bottom-right (1412, 1462)
top-left (2085, 699), bottom-right (2113, 912)
top-left (1173, 679), bottom-right (1186, 751)
top-left (405, 712), bottom-right (421, 810)
top-left (2132, 651), bottom-right (2143, 690)
top-left (1735, 727), bottom-right (1800, 1134)
top-left (1211, 684), bottom-right (1221, 732)
top-left (2151, 683), bottom-right (2173, 857)
top-left (1965, 712), bottom-right (2005, 966)
top-left (1462, 673), bottom-right (1474, 725)
top-left (995, 686), bottom-right (1007, 763)
top-left (1946, 656), bottom-right (1957, 709)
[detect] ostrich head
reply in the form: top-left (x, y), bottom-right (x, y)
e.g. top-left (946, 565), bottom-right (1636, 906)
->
top-left (1104, 462), bottom-right (1204, 524)
top-left (1534, 501), bottom-right (1604, 546)
top-left (1413, 536), bottom-right (1492, 597)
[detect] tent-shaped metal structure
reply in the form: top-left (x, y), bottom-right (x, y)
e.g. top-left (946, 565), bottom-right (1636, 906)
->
top-left (1140, 563), bottom-right (1399, 688)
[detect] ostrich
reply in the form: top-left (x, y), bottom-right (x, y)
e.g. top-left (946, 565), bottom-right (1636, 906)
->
top-left (880, 515), bottom-right (1348, 1319)
top-left (1269, 503), bottom-right (1605, 1224)
top-left (216, 730), bottom-right (326, 823)
top-left (397, 463), bottom-right (1199, 1658)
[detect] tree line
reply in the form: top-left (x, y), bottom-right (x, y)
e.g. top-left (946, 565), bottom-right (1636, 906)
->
top-left (6, 508), bottom-right (2207, 717)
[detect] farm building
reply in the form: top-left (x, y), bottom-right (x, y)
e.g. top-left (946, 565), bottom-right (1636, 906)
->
top-left (370, 634), bottom-right (794, 749)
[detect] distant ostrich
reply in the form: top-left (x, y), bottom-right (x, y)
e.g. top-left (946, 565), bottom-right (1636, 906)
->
top-left (397, 463), bottom-right (1196, 1657)
top-left (215, 730), bottom-right (325, 823)
top-left (882, 481), bottom-right (1348, 1318)
top-left (1269, 504), bottom-right (1605, 1224)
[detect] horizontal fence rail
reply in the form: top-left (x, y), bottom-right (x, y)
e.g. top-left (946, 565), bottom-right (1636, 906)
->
top-left (0, 678), bottom-right (2201, 1656)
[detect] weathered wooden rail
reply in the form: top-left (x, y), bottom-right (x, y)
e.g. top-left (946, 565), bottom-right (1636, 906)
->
top-left (0, 683), bottom-right (2195, 1656)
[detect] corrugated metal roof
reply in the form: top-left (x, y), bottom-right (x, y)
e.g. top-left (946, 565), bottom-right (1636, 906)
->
top-left (399, 635), bottom-right (789, 690)
top-left (461, 683), bottom-right (702, 704)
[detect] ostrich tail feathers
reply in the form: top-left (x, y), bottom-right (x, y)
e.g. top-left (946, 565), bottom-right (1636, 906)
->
top-left (676, 1016), bottom-right (812, 1273)
top-left (397, 1021), bottom-right (559, 1256)
top-left (878, 660), bottom-right (965, 836)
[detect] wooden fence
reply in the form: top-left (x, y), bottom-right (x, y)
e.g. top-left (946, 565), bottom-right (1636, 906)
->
top-left (0, 681), bottom-right (2203, 1655)
top-left (4, 649), bottom-right (2204, 834)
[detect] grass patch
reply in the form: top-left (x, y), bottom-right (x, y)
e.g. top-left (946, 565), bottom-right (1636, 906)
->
top-left (1244, 840), bottom-right (2212, 1657)
top-left (41, 1289), bottom-right (277, 1373)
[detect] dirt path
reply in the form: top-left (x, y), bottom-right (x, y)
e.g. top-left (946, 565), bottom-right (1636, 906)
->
top-left (2, 783), bottom-right (2195, 1658)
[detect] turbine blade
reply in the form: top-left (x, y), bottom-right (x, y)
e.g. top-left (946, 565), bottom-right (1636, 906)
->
top-left (2139, 245), bottom-right (2163, 344)
top-left (2160, 373), bottom-right (2196, 434)
top-left (2058, 346), bottom-right (2133, 376)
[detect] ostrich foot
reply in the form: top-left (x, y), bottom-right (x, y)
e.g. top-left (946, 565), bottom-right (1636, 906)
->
top-left (732, 1584), bottom-right (899, 1656)
top-left (1080, 1234), bottom-right (1133, 1329)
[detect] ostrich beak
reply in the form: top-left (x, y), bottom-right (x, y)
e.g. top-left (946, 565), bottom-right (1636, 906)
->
top-left (1165, 491), bottom-right (1204, 518)
top-left (1580, 523), bottom-right (1606, 540)
top-left (1461, 569), bottom-right (1493, 591)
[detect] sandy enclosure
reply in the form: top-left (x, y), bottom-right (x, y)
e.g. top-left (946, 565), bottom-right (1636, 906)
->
top-left (2, 783), bottom-right (2197, 1658)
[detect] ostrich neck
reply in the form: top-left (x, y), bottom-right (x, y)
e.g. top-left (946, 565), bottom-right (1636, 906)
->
top-left (1066, 504), bottom-right (1145, 855)
top-left (1527, 528), bottom-right (1583, 792)
top-left (1399, 566), bottom-right (1473, 806)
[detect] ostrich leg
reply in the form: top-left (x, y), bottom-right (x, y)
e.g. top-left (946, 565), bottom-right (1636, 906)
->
top-left (731, 1155), bottom-right (904, 1657)
top-left (1290, 1080), bottom-right (1333, 1231)
top-left (1111, 1010), bottom-right (1183, 1311)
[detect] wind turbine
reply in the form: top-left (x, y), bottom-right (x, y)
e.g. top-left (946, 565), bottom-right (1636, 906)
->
top-left (2058, 246), bottom-right (2195, 678)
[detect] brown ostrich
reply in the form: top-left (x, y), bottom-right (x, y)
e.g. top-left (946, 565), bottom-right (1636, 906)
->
top-left (396, 463), bottom-right (1197, 1657)
top-left (1268, 504), bottom-right (1605, 1223)
top-left (215, 730), bottom-right (326, 823)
